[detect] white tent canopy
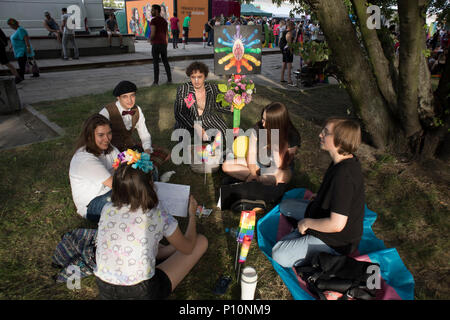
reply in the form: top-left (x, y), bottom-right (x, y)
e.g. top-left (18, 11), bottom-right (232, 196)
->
top-left (251, 0), bottom-right (306, 19)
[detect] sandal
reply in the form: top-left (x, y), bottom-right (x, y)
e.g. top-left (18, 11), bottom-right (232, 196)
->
top-left (280, 80), bottom-right (287, 83)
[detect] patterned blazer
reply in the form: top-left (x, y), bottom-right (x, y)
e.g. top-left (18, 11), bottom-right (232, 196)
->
top-left (174, 81), bottom-right (232, 139)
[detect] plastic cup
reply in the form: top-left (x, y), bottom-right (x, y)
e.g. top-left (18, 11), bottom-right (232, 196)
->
top-left (241, 266), bottom-right (257, 300)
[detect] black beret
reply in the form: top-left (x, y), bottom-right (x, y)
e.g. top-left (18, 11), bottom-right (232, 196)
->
top-left (113, 80), bottom-right (137, 97)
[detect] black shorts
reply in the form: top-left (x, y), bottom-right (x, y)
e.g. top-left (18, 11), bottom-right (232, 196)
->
top-left (96, 268), bottom-right (172, 300)
top-left (0, 46), bottom-right (9, 65)
top-left (282, 49), bottom-right (293, 63)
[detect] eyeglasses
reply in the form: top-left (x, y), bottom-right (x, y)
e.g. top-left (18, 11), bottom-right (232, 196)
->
top-left (320, 127), bottom-right (333, 136)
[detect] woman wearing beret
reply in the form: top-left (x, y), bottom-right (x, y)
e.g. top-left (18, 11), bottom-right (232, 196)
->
top-left (99, 80), bottom-right (169, 172)
top-left (99, 80), bottom-right (153, 154)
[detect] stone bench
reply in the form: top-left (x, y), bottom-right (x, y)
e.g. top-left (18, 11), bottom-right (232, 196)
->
top-left (5, 34), bottom-right (136, 60)
top-left (0, 77), bottom-right (21, 115)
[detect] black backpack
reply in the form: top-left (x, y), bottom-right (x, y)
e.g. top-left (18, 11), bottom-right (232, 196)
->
top-left (295, 252), bottom-right (380, 300)
top-left (279, 30), bottom-right (287, 51)
top-left (204, 22), bottom-right (211, 32)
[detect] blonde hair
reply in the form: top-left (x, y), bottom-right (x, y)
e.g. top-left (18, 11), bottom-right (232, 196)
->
top-left (324, 117), bottom-right (361, 155)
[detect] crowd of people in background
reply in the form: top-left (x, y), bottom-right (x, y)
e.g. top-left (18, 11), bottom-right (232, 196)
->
top-left (202, 14), bottom-right (322, 48)
top-left (426, 25), bottom-right (449, 76)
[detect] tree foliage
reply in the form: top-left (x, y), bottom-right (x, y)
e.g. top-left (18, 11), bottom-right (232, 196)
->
top-left (265, 0), bottom-right (449, 159)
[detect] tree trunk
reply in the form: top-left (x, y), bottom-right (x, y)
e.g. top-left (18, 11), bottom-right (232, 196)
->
top-left (417, 3), bottom-right (436, 129)
top-left (351, 0), bottom-right (398, 113)
top-left (306, 0), bottom-right (399, 149)
top-left (397, 0), bottom-right (424, 151)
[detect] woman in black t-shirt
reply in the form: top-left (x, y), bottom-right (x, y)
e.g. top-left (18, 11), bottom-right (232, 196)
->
top-left (272, 117), bottom-right (365, 268)
top-left (222, 102), bottom-right (301, 185)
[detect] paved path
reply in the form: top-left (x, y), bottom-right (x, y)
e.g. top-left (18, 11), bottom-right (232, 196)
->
top-left (0, 41), bottom-right (336, 149)
top-left (0, 40), bottom-right (280, 74)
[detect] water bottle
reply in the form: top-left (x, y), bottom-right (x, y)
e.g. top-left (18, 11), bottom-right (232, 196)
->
top-left (225, 227), bottom-right (239, 238)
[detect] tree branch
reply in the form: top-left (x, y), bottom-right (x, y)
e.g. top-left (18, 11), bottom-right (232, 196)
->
top-left (351, 0), bottom-right (398, 113)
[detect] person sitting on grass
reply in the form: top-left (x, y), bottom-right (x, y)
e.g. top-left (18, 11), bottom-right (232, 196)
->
top-left (69, 114), bottom-right (119, 223)
top-left (99, 80), bottom-right (169, 172)
top-left (271, 117), bottom-right (365, 268)
top-left (174, 61), bottom-right (232, 145)
top-left (94, 150), bottom-right (208, 300)
top-left (222, 102), bottom-right (301, 186)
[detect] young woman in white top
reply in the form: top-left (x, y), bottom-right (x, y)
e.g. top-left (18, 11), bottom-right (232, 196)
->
top-left (69, 114), bottom-right (119, 222)
top-left (94, 150), bottom-right (208, 299)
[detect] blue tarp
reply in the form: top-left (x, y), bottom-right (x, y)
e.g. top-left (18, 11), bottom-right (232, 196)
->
top-left (257, 188), bottom-right (415, 300)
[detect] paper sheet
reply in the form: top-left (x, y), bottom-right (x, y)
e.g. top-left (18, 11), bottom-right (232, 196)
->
top-left (154, 182), bottom-right (190, 217)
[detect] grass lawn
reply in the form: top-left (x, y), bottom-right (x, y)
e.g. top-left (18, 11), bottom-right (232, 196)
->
top-left (0, 83), bottom-right (448, 299)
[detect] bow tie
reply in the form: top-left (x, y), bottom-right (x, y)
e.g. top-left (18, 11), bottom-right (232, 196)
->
top-left (122, 109), bottom-right (136, 116)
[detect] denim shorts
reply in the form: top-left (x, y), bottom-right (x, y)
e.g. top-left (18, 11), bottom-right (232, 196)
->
top-left (96, 268), bottom-right (172, 300)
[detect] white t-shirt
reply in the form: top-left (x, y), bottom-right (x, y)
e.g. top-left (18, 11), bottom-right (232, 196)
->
top-left (69, 146), bottom-right (119, 217)
top-left (94, 202), bottom-right (178, 286)
top-left (62, 13), bottom-right (75, 35)
top-left (99, 101), bottom-right (153, 152)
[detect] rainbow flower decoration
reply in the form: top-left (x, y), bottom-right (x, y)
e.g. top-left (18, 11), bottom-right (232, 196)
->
top-left (216, 74), bottom-right (254, 109)
top-left (112, 149), bottom-right (153, 173)
top-left (215, 26), bottom-right (261, 74)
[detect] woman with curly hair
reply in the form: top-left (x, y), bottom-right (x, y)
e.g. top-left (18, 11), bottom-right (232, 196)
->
top-left (174, 61), bottom-right (232, 143)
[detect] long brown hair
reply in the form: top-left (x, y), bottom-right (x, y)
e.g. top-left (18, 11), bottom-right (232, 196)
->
top-left (257, 102), bottom-right (300, 168)
top-left (74, 114), bottom-right (114, 156)
top-left (111, 163), bottom-right (158, 212)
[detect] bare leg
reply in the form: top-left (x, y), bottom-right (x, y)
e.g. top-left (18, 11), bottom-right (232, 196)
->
top-left (157, 243), bottom-right (176, 260)
top-left (259, 168), bottom-right (292, 185)
top-left (222, 158), bottom-right (251, 181)
top-left (287, 62), bottom-right (293, 83)
top-left (157, 234), bottom-right (208, 291)
top-left (281, 62), bottom-right (286, 81)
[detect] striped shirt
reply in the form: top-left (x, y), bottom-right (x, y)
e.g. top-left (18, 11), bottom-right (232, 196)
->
top-left (174, 81), bottom-right (232, 140)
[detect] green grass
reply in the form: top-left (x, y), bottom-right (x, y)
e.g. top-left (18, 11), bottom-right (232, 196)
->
top-left (0, 84), bottom-right (448, 299)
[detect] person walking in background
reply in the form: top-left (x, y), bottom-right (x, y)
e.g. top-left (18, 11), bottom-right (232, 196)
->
top-left (105, 13), bottom-right (124, 49)
top-left (183, 12), bottom-right (191, 45)
top-left (279, 21), bottom-right (295, 86)
top-left (61, 7), bottom-right (79, 60)
top-left (7, 18), bottom-right (39, 81)
top-left (150, 4), bottom-right (172, 86)
top-left (273, 19), bottom-right (280, 47)
top-left (206, 17), bottom-right (214, 46)
top-left (0, 26), bottom-right (23, 83)
top-left (170, 12), bottom-right (180, 49)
